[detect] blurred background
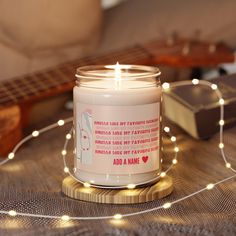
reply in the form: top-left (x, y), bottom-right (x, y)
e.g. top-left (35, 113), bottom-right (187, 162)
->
top-left (1, 2), bottom-right (236, 235)
top-left (1, 0), bottom-right (236, 81)
top-left (1, 0), bottom-right (236, 154)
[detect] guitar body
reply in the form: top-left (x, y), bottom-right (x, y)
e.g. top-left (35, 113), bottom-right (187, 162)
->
top-left (0, 105), bottom-right (22, 156)
top-left (0, 38), bottom-right (234, 156)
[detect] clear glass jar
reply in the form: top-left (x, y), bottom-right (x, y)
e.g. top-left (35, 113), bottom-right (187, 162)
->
top-left (73, 64), bottom-right (162, 186)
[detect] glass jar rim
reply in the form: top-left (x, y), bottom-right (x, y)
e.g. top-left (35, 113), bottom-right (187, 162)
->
top-left (76, 64), bottom-right (161, 81)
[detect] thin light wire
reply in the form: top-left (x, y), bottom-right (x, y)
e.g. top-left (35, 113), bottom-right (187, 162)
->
top-left (62, 127), bottom-right (177, 189)
top-left (170, 80), bottom-right (235, 173)
top-left (0, 80), bottom-right (235, 221)
top-left (0, 117), bottom-right (73, 165)
top-left (0, 173), bottom-right (235, 220)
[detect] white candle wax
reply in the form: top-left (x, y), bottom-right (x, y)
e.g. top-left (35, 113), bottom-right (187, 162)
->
top-left (74, 66), bottom-right (161, 186)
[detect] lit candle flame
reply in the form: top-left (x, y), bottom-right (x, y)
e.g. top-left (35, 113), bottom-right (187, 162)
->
top-left (114, 62), bottom-right (121, 89)
top-left (115, 62), bottom-right (121, 81)
top-left (105, 62), bottom-right (126, 89)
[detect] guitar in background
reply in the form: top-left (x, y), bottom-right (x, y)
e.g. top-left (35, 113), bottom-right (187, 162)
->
top-left (0, 38), bottom-right (234, 156)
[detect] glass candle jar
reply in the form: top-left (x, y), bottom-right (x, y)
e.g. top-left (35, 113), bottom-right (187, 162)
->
top-left (73, 64), bottom-right (162, 186)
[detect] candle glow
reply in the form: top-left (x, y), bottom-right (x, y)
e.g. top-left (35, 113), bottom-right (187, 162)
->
top-left (115, 62), bottom-right (121, 89)
top-left (74, 65), bottom-right (162, 186)
top-left (0, 76), bottom-right (235, 224)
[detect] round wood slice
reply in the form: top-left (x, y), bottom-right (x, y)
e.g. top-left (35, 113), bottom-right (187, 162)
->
top-left (62, 176), bottom-right (173, 204)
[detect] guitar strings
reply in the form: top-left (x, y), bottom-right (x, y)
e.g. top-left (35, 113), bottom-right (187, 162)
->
top-left (0, 40), bottom-right (200, 104)
top-left (0, 50), bottom-right (148, 104)
top-left (0, 39), bottom-right (219, 105)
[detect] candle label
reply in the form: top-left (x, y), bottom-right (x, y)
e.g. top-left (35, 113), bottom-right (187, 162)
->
top-left (75, 102), bottom-right (160, 174)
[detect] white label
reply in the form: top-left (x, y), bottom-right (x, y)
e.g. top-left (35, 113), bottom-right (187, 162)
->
top-left (75, 102), bottom-right (160, 174)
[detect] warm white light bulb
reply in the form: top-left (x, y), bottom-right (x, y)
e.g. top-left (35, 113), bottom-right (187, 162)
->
top-left (206, 183), bottom-right (214, 190)
top-left (61, 215), bottom-right (70, 221)
top-left (64, 167), bottom-right (69, 173)
top-left (219, 99), bottom-right (225, 105)
top-left (211, 84), bottom-right (218, 90)
top-left (219, 120), bottom-right (224, 126)
top-left (162, 82), bottom-right (170, 90)
top-left (127, 184), bottom-right (136, 189)
top-left (66, 134), bottom-right (72, 140)
top-left (163, 202), bottom-right (172, 209)
top-left (164, 126), bottom-right (170, 133)
top-left (219, 143), bottom-right (224, 149)
top-left (32, 130), bottom-right (39, 137)
top-left (113, 214), bottom-right (122, 220)
top-left (8, 210), bottom-right (17, 216)
top-left (8, 152), bottom-right (15, 160)
top-left (83, 182), bottom-right (91, 188)
top-left (226, 163), bottom-right (231, 168)
top-left (160, 172), bottom-right (166, 178)
top-left (61, 150), bottom-right (67, 155)
top-left (192, 79), bottom-right (199, 85)
top-left (58, 120), bottom-right (65, 126)
top-left (174, 147), bottom-right (179, 152)
top-left (172, 159), bottom-right (178, 164)
top-left (171, 136), bottom-right (176, 142)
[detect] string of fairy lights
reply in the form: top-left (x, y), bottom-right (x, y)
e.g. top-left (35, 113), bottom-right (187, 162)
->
top-left (61, 123), bottom-right (178, 190)
top-left (0, 79), bottom-right (235, 222)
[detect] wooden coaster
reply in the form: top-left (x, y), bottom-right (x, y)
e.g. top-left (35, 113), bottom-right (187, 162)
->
top-left (62, 176), bottom-right (173, 204)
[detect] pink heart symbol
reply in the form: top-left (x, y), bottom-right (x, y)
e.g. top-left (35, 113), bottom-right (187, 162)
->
top-left (142, 156), bottom-right (149, 163)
